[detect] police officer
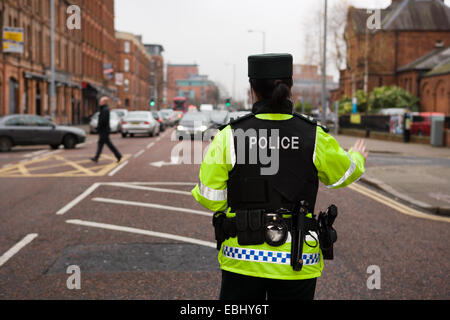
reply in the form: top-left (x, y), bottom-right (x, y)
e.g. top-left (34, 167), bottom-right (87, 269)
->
top-left (192, 54), bottom-right (368, 300)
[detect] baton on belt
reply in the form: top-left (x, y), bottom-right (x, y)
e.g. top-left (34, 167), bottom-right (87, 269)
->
top-left (291, 201), bottom-right (308, 271)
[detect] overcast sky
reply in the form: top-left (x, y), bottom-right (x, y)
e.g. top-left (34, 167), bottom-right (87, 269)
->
top-left (115, 0), bottom-right (450, 102)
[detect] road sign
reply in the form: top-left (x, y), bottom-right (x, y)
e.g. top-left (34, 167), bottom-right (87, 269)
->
top-left (3, 27), bottom-right (24, 54)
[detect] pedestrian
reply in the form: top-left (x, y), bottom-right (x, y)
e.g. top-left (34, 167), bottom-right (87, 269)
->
top-left (91, 96), bottom-right (122, 163)
top-left (192, 53), bottom-right (369, 300)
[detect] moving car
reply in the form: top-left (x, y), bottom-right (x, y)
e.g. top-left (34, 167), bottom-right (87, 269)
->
top-left (152, 111), bottom-right (166, 132)
top-left (160, 109), bottom-right (176, 127)
top-left (121, 111), bottom-right (160, 138)
top-left (176, 112), bottom-right (213, 140)
top-left (89, 111), bottom-right (121, 134)
top-left (0, 114), bottom-right (86, 152)
top-left (210, 110), bottom-right (230, 128)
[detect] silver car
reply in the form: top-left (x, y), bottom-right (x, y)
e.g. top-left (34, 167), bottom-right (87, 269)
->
top-left (121, 111), bottom-right (160, 138)
top-left (89, 111), bottom-right (121, 134)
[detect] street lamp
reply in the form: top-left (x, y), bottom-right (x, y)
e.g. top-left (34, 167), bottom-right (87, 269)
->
top-left (321, 0), bottom-right (328, 125)
top-left (248, 29), bottom-right (266, 54)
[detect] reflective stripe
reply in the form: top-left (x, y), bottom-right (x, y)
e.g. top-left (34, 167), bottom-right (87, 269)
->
top-left (228, 128), bottom-right (236, 167)
top-left (312, 129), bottom-right (318, 164)
top-left (222, 245), bottom-right (320, 266)
top-left (327, 151), bottom-right (356, 188)
top-left (199, 181), bottom-right (227, 201)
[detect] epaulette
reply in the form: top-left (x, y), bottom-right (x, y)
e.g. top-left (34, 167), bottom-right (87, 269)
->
top-left (218, 113), bottom-right (255, 131)
top-left (293, 112), bottom-right (330, 133)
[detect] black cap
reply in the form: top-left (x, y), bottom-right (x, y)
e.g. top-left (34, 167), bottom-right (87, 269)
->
top-left (248, 53), bottom-right (293, 79)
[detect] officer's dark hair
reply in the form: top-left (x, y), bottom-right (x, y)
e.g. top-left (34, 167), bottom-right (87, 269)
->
top-left (249, 78), bottom-right (293, 106)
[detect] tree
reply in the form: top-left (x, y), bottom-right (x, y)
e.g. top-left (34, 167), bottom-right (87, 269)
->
top-left (295, 101), bottom-right (313, 115)
top-left (368, 86), bottom-right (419, 113)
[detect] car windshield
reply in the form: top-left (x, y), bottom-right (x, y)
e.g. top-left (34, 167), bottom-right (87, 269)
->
top-left (126, 112), bottom-right (150, 120)
top-left (180, 113), bottom-right (209, 124)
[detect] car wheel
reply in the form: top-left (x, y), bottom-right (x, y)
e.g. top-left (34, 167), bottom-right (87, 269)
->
top-left (63, 134), bottom-right (77, 149)
top-left (50, 144), bottom-right (60, 150)
top-left (121, 132), bottom-right (127, 138)
top-left (130, 133), bottom-right (134, 137)
top-left (0, 137), bottom-right (12, 152)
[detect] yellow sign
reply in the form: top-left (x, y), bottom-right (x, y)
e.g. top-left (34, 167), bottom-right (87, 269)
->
top-left (350, 113), bottom-right (361, 124)
top-left (3, 27), bottom-right (24, 53)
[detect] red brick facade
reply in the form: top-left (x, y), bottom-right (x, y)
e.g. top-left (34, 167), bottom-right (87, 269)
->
top-left (166, 64), bottom-right (198, 107)
top-left (333, 0), bottom-right (450, 115)
top-left (115, 32), bottom-right (151, 111)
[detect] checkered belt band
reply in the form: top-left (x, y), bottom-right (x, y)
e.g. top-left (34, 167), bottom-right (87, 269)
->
top-left (222, 245), bottom-right (320, 266)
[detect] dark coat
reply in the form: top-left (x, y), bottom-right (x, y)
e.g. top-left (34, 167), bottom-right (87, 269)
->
top-left (97, 105), bottom-right (111, 134)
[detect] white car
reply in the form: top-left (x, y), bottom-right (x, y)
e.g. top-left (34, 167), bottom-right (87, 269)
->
top-left (89, 111), bottom-right (121, 134)
top-left (121, 111), bottom-right (160, 138)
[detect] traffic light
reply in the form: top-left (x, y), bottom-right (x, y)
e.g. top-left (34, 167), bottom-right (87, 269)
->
top-left (226, 98), bottom-right (231, 108)
top-left (150, 99), bottom-right (155, 107)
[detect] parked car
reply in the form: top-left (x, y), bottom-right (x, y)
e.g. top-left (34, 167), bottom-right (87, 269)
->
top-left (176, 112), bottom-right (213, 140)
top-left (89, 111), bottom-right (121, 134)
top-left (121, 111), bottom-right (160, 137)
top-left (0, 114), bottom-right (86, 152)
top-left (410, 112), bottom-right (445, 136)
top-left (152, 111), bottom-right (166, 132)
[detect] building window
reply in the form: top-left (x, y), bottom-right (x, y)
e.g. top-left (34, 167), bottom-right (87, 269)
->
top-left (125, 98), bottom-right (130, 107)
top-left (124, 41), bottom-right (130, 53)
top-left (124, 79), bottom-right (130, 92)
top-left (124, 58), bottom-right (130, 72)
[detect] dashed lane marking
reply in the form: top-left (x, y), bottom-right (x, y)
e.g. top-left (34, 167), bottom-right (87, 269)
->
top-left (66, 219), bottom-right (216, 248)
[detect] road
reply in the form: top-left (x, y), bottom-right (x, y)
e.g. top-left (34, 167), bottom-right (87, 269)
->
top-left (0, 128), bottom-right (448, 300)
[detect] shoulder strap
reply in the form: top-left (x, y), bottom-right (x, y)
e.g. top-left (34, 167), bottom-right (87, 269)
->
top-left (219, 113), bottom-right (255, 131)
top-left (293, 112), bottom-right (329, 133)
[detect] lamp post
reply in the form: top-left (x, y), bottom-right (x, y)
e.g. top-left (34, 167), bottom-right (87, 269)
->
top-left (50, 0), bottom-right (56, 119)
top-left (248, 29), bottom-right (266, 54)
top-left (321, 0), bottom-right (328, 125)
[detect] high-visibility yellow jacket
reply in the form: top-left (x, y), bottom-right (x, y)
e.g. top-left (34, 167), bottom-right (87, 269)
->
top-left (192, 113), bottom-right (366, 280)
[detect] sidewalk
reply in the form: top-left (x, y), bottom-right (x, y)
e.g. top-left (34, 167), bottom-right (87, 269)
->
top-left (334, 134), bottom-right (450, 216)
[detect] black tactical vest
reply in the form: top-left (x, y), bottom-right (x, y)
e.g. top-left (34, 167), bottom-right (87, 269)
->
top-left (227, 100), bottom-right (319, 213)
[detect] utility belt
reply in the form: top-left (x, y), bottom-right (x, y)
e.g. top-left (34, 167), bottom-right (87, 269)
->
top-left (213, 202), bottom-right (338, 271)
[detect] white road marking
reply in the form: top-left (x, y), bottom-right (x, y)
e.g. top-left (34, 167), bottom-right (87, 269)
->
top-left (348, 183), bottom-right (450, 223)
top-left (146, 142), bottom-right (155, 149)
top-left (92, 197), bottom-right (211, 217)
top-left (133, 149), bottom-right (145, 159)
top-left (108, 160), bottom-right (129, 177)
top-left (124, 182), bottom-right (196, 186)
top-left (0, 233), bottom-right (38, 267)
top-left (56, 182), bottom-right (101, 215)
top-left (23, 150), bottom-right (48, 158)
top-left (103, 182), bottom-right (192, 196)
top-left (66, 219), bottom-right (216, 248)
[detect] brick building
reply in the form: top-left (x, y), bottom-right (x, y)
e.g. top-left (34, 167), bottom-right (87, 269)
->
top-left (291, 64), bottom-right (337, 108)
top-left (166, 64), bottom-right (199, 107)
top-left (80, 0), bottom-right (117, 123)
top-left (176, 74), bottom-right (218, 107)
top-left (144, 44), bottom-right (164, 109)
top-left (115, 31), bottom-right (151, 110)
top-left (0, 0), bottom-right (83, 124)
top-left (332, 0), bottom-right (450, 115)
top-left (0, 0), bottom-right (117, 124)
